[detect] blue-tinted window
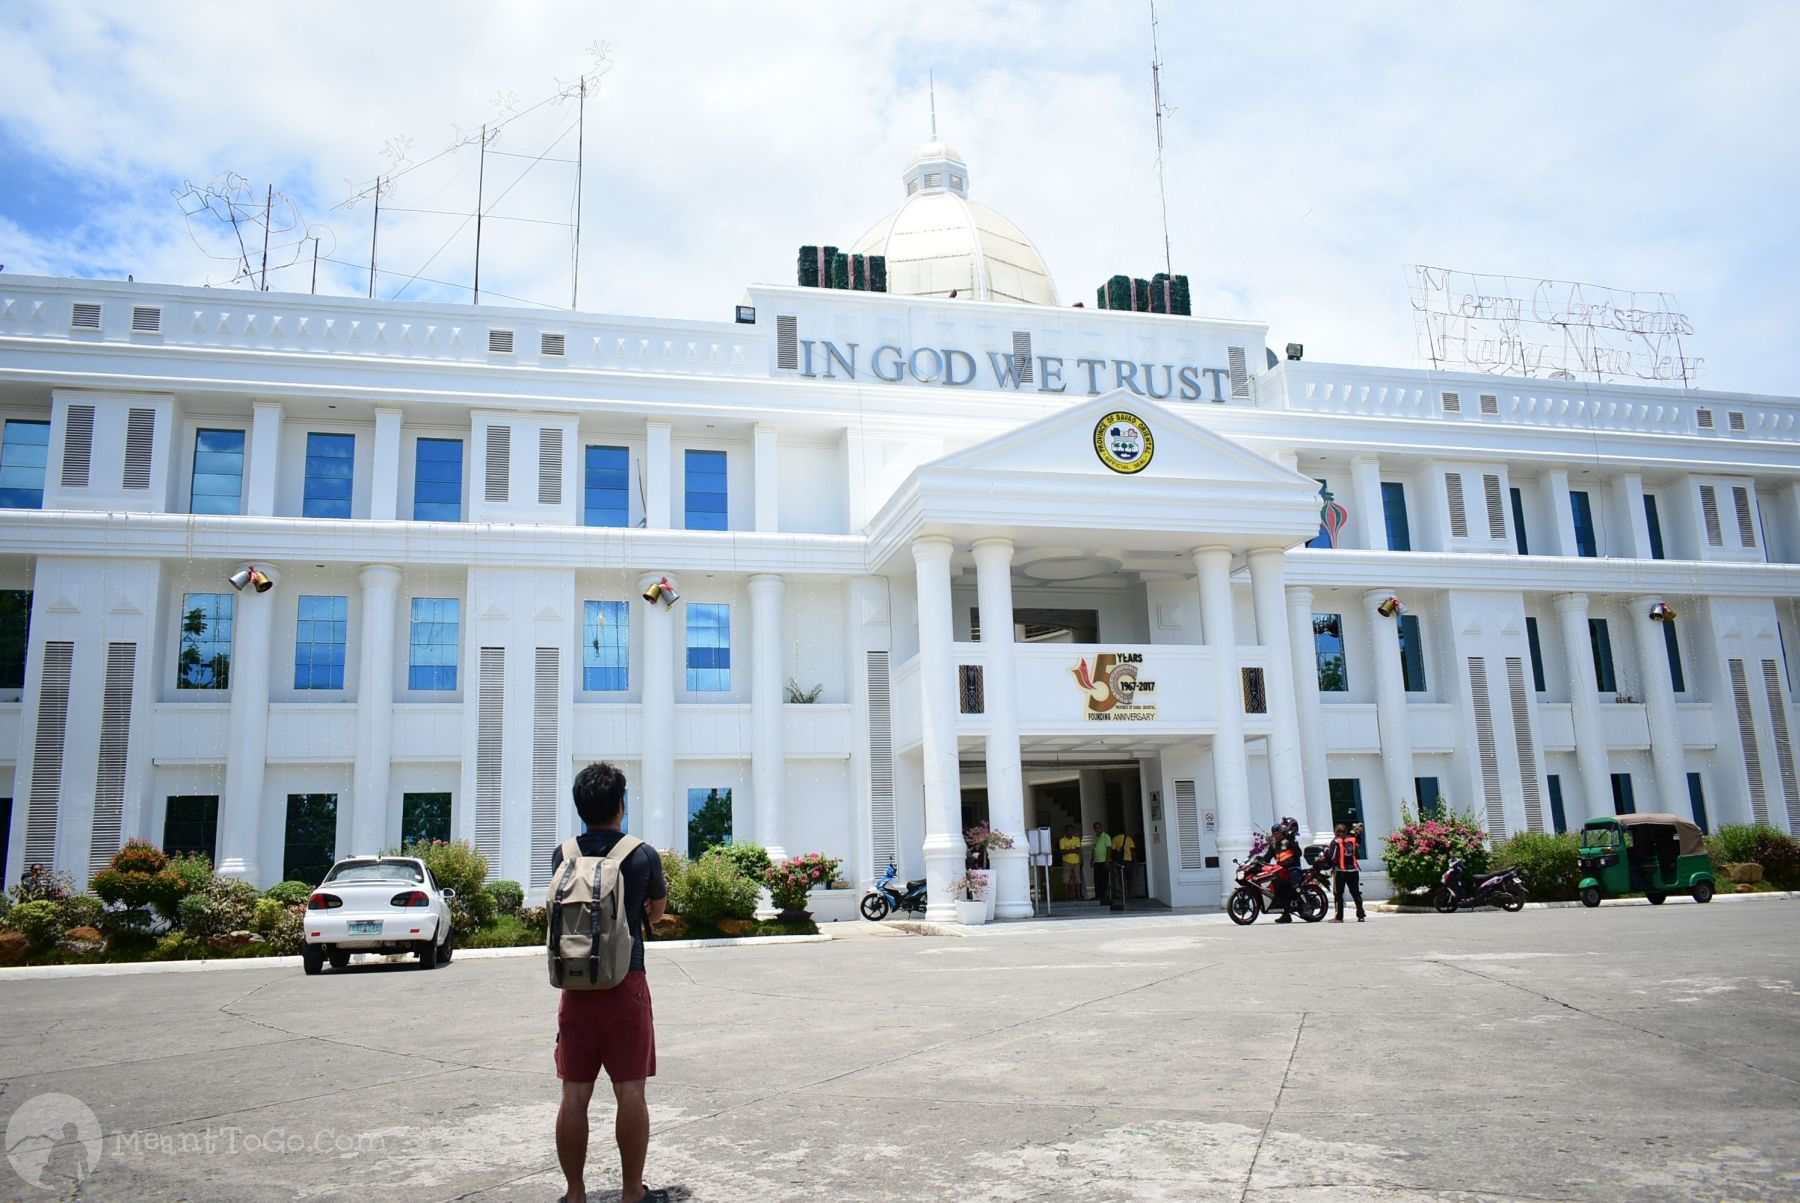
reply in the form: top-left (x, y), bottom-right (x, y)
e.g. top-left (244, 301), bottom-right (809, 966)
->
top-left (1686, 773), bottom-right (1708, 834)
top-left (1510, 487), bottom-right (1529, 555)
top-left (1313, 613), bottom-right (1347, 692)
top-left (1415, 777), bottom-right (1441, 818)
top-left (0, 420), bottom-right (50, 509)
top-left (685, 449), bottom-right (727, 531)
top-left (294, 595), bottom-right (348, 690)
top-left (584, 446), bottom-right (630, 527)
top-left (1570, 490), bottom-right (1597, 557)
top-left (1644, 494), bottom-right (1666, 560)
top-left (413, 438), bottom-right (463, 522)
top-left (687, 786), bottom-right (732, 856)
top-left (178, 592), bottom-right (234, 690)
top-left (685, 602), bottom-right (731, 691)
top-left (191, 428), bottom-right (246, 515)
top-left (583, 600), bottom-right (629, 691)
top-left (303, 432), bottom-right (355, 518)
top-left (1397, 614), bottom-right (1427, 692)
top-left (408, 597), bottom-right (460, 690)
top-left (1381, 481), bottom-right (1411, 551)
top-left (1610, 772), bottom-right (1636, 816)
top-left (1526, 616), bottom-right (1547, 692)
top-left (1547, 775), bottom-right (1567, 834)
top-left (1661, 620), bottom-right (1686, 693)
top-left (1589, 618), bottom-right (1617, 692)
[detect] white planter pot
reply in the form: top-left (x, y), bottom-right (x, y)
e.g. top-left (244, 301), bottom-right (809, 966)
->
top-left (953, 898), bottom-right (988, 925)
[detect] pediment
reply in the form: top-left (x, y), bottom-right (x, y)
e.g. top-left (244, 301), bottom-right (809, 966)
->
top-left (929, 392), bottom-right (1313, 489)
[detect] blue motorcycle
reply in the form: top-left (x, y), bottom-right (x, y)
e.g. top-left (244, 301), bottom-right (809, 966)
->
top-left (860, 864), bottom-right (928, 921)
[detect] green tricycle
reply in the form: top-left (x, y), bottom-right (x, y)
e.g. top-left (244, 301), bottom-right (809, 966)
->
top-left (1577, 813), bottom-right (1716, 908)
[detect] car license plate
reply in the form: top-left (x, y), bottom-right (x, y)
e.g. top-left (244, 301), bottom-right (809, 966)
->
top-left (347, 921), bottom-right (382, 936)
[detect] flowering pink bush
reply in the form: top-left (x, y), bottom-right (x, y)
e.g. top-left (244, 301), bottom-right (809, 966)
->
top-left (1382, 805), bottom-right (1491, 893)
top-left (764, 852), bottom-right (842, 911)
top-left (963, 822), bottom-right (1016, 867)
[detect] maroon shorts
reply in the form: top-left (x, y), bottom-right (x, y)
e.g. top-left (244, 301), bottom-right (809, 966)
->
top-left (554, 971), bottom-right (656, 1084)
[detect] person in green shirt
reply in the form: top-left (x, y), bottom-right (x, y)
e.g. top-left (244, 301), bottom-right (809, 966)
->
top-left (1091, 821), bottom-right (1112, 903)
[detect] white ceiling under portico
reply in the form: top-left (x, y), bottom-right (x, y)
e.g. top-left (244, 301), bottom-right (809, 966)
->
top-left (865, 391), bottom-right (1324, 574)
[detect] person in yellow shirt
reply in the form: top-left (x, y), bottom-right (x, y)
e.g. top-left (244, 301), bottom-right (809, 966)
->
top-left (1058, 824), bottom-right (1083, 900)
top-left (1113, 829), bottom-right (1138, 898)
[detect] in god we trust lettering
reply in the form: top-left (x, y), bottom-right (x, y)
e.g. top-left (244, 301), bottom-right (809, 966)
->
top-left (797, 339), bottom-right (1233, 401)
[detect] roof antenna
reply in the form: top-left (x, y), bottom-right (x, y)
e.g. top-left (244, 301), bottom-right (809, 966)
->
top-left (1149, 0), bottom-right (1173, 278)
top-left (929, 70), bottom-right (938, 139)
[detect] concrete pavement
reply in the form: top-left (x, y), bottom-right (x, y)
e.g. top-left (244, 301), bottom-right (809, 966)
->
top-left (0, 900), bottom-right (1795, 1201)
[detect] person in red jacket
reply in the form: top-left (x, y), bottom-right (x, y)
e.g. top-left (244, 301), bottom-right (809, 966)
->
top-left (1325, 823), bottom-right (1365, 923)
top-left (1270, 833), bottom-right (1302, 923)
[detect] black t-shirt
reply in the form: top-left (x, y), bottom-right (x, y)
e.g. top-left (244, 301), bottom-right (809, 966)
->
top-left (549, 830), bottom-right (668, 973)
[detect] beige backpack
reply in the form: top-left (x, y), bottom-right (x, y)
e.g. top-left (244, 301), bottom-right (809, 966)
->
top-left (546, 834), bottom-right (643, 990)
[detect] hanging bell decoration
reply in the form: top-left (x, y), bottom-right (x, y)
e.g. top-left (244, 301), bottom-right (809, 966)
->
top-left (1649, 601), bottom-right (1677, 622)
top-left (1377, 595), bottom-right (1405, 619)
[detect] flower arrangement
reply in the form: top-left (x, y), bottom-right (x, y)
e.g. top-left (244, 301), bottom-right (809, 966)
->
top-left (963, 821), bottom-right (1016, 868)
top-left (1382, 804), bottom-right (1491, 894)
top-left (951, 872), bottom-right (988, 902)
top-left (764, 852), bottom-right (842, 912)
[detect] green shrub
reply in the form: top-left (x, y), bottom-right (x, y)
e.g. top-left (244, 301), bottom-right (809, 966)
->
top-left (99, 908), bottom-right (156, 939)
top-left (1491, 831), bottom-right (1582, 901)
top-left (464, 914), bottom-right (543, 948)
top-left (710, 843), bottom-right (772, 883)
top-left (153, 932), bottom-right (210, 961)
top-left (449, 889), bottom-right (495, 937)
top-left (0, 893), bottom-right (11, 925)
top-left (57, 894), bottom-right (105, 932)
top-left (263, 880), bottom-right (314, 907)
top-left (1752, 830), bottom-right (1800, 889)
top-left (401, 839), bottom-right (490, 900)
top-left (11, 864), bottom-right (73, 905)
top-left (8, 900), bottom-right (63, 948)
top-left (1381, 805), bottom-right (1490, 894)
top-left (516, 905), bottom-right (548, 936)
top-left (177, 876), bottom-right (261, 941)
top-left (659, 849), bottom-right (689, 912)
top-left (1707, 824), bottom-right (1775, 867)
top-left (486, 880), bottom-right (525, 913)
top-left (764, 852), bottom-right (841, 912)
top-left (250, 900), bottom-right (305, 956)
top-left (672, 854), bottom-right (759, 926)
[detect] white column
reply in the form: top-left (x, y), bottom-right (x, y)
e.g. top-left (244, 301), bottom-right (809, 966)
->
top-left (753, 424), bottom-right (779, 533)
top-left (1195, 546), bottom-right (1253, 877)
top-left (245, 402), bottom-right (282, 517)
top-left (1286, 584), bottom-right (1335, 843)
top-left (638, 572), bottom-right (677, 848)
top-left (1631, 596), bottom-right (1688, 814)
top-left (748, 573), bottom-right (788, 860)
top-left (350, 565), bottom-right (401, 856)
top-left (1248, 549), bottom-right (1306, 830)
top-left (644, 421), bottom-right (672, 529)
top-left (1363, 588), bottom-right (1415, 831)
top-left (972, 538), bottom-right (1030, 918)
top-left (912, 536), bottom-right (963, 922)
top-left (1543, 468), bottom-right (1578, 557)
top-left (218, 563), bottom-right (280, 883)
top-left (1614, 473), bottom-right (1652, 559)
top-left (1348, 455), bottom-right (1384, 551)
top-left (370, 408), bottom-right (403, 521)
top-left (1553, 592), bottom-right (1612, 822)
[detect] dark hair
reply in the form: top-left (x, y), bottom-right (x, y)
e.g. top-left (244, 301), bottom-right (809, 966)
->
top-left (573, 762), bottom-right (627, 826)
top-left (1335, 823), bottom-right (1348, 837)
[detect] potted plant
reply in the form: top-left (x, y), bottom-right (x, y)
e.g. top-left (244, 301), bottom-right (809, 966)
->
top-left (951, 873), bottom-right (988, 925)
top-left (965, 822), bottom-right (1016, 919)
top-left (764, 852), bottom-right (841, 922)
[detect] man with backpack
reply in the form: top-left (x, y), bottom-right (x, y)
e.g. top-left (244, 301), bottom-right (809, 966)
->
top-left (549, 762), bottom-right (669, 1203)
top-left (1325, 822), bottom-right (1365, 923)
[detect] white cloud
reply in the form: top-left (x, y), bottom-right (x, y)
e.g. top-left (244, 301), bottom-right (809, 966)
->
top-left (1, 2), bottom-right (1795, 392)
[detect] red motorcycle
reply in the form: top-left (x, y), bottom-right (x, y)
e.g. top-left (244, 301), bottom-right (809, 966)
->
top-left (1227, 853), bottom-right (1327, 925)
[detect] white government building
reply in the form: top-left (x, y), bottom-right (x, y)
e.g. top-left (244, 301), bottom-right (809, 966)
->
top-left (2, 139), bottom-right (1798, 919)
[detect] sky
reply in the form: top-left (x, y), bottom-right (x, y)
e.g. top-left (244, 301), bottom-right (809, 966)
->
top-left (2, 2), bottom-right (1797, 394)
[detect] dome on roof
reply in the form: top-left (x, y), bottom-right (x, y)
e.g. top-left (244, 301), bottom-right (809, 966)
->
top-left (850, 140), bottom-right (1058, 307)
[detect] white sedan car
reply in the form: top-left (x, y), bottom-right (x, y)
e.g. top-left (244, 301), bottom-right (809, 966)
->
top-left (302, 856), bottom-right (456, 974)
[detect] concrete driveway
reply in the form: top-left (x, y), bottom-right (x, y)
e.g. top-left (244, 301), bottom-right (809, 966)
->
top-left (0, 899), bottom-right (1795, 1201)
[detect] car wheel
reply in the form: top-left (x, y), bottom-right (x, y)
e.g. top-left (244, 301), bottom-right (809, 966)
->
top-left (1646, 891), bottom-right (1666, 905)
top-left (328, 950), bottom-right (351, 970)
top-left (437, 928), bottom-right (454, 964)
top-left (302, 945), bottom-right (324, 976)
top-left (1580, 886), bottom-right (1603, 908)
top-left (416, 939), bottom-right (439, 969)
top-left (1692, 880), bottom-right (1714, 904)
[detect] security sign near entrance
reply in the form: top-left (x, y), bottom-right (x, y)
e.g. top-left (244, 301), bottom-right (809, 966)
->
top-left (1093, 411), bottom-right (1154, 474)
top-left (1072, 653), bottom-right (1158, 720)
